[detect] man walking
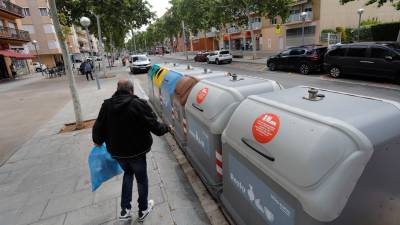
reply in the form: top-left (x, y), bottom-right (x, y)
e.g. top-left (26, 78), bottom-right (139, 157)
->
top-left (92, 80), bottom-right (170, 222)
top-left (83, 59), bottom-right (94, 81)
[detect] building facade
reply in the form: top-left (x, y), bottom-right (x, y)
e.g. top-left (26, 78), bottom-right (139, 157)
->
top-left (259, 0), bottom-right (400, 54)
top-left (16, 0), bottom-right (99, 68)
top-left (187, 0), bottom-right (399, 55)
top-left (0, 0), bottom-right (32, 80)
top-left (15, 0), bottom-right (65, 68)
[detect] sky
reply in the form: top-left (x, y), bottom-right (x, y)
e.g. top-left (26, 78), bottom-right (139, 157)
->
top-left (126, 0), bottom-right (170, 40)
top-left (140, 0), bottom-right (171, 31)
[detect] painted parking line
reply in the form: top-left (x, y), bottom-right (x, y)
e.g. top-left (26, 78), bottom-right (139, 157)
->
top-left (320, 75), bottom-right (400, 91)
top-left (132, 78), bottom-right (149, 100)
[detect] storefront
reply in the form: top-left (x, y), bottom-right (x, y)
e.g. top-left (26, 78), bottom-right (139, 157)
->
top-left (223, 31), bottom-right (253, 51)
top-left (0, 50), bottom-right (35, 80)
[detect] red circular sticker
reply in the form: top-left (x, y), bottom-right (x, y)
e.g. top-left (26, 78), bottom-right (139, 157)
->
top-left (252, 113), bottom-right (280, 144)
top-left (196, 88), bottom-right (208, 104)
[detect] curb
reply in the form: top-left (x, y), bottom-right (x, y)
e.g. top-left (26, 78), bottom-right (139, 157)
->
top-left (164, 134), bottom-right (230, 225)
top-left (161, 56), bottom-right (266, 65)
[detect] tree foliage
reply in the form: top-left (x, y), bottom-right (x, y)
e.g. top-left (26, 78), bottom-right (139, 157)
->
top-left (134, 0), bottom-right (293, 51)
top-left (55, 0), bottom-right (154, 49)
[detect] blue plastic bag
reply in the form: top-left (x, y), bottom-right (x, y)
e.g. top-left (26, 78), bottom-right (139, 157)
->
top-left (88, 144), bottom-right (123, 192)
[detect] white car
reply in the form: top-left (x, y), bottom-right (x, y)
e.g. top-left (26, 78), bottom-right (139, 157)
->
top-left (32, 62), bottom-right (47, 72)
top-left (130, 55), bottom-right (151, 74)
top-left (206, 50), bottom-right (233, 64)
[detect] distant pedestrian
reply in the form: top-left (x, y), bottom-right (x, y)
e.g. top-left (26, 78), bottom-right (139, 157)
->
top-left (92, 79), bottom-right (171, 222)
top-left (83, 59), bottom-right (94, 81)
top-left (9, 63), bottom-right (16, 79)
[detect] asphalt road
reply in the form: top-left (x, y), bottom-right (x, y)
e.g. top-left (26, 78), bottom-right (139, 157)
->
top-left (0, 74), bottom-right (90, 165)
top-left (149, 56), bottom-right (400, 102)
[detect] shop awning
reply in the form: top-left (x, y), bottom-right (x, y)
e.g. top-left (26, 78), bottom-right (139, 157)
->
top-left (0, 50), bottom-right (36, 59)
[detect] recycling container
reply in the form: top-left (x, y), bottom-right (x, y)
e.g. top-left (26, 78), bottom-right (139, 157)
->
top-left (185, 75), bottom-right (283, 196)
top-left (147, 64), bottom-right (161, 102)
top-left (220, 86), bottom-right (400, 225)
top-left (160, 70), bottom-right (183, 126)
top-left (152, 67), bottom-right (169, 114)
top-left (172, 71), bottom-right (227, 150)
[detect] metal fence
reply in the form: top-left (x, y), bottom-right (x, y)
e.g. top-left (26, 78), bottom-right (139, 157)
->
top-left (0, 26), bottom-right (30, 41)
top-left (0, 0), bottom-right (24, 17)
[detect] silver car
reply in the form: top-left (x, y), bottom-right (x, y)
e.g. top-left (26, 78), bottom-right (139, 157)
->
top-left (129, 55), bottom-right (151, 74)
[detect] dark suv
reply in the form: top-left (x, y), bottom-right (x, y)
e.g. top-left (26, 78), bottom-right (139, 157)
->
top-left (267, 45), bottom-right (328, 75)
top-left (324, 42), bottom-right (400, 82)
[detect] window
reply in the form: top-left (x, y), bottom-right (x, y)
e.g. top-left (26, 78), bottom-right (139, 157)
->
top-left (270, 18), bottom-right (277, 25)
top-left (22, 25), bottom-right (34, 34)
top-left (23, 8), bottom-right (30, 16)
top-left (280, 50), bottom-right (291, 56)
top-left (8, 22), bottom-right (16, 29)
top-left (370, 48), bottom-right (391, 59)
top-left (328, 48), bottom-right (346, 57)
top-left (220, 50), bottom-right (230, 55)
top-left (286, 26), bottom-right (315, 37)
top-left (48, 40), bottom-right (59, 49)
top-left (43, 24), bottom-right (55, 33)
top-left (39, 8), bottom-right (49, 16)
top-left (289, 49), bottom-right (306, 56)
top-left (347, 47), bottom-right (367, 57)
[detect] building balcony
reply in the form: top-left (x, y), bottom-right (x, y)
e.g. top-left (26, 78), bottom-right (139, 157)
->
top-left (286, 11), bottom-right (313, 23)
top-left (290, 0), bottom-right (309, 6)
top-left (0, 26), bottom-right (30, 42)
top-left (249, 21), bottom-right (262, 30)
top-left (227, 27), bottom-right (241, 34)
top-left (0, 0), bottom-right (24, 19)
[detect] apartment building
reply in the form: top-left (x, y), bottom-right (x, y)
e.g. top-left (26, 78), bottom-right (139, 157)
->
top-left (222, 16), bottom-right (267, 51)
top-left (187, 0), bottom-right (399, 55)
top-left (16, 0), bottom-right (98, 68)
top-left (261, 0), bottom-right (400, 53)
top-left (0, 0), bottom-right (32, 80)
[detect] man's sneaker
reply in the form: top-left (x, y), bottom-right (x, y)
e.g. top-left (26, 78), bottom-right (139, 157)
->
top-left (138, 200), bottom-right (154, 222)
top-left (119, 208), bottom-right (132, 221)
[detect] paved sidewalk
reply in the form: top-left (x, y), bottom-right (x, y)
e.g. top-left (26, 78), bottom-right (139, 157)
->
top-left (162, 52), bottom-right (268, 64)
top-left (0, 69), bottom-right (210, 225)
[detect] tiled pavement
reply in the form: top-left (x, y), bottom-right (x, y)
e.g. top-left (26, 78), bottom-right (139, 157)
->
top-left (0, 68), bottom-right (211, 225)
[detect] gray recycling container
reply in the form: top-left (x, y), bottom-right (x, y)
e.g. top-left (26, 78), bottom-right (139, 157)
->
top-left (220, 86), bottom-right (400, 225)
top-left (172, 71), bottom-right (226, 150)
top-left (185, 75), bottom-right (283, 196)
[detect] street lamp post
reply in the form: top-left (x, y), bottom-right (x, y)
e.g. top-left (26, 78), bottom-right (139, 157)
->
top-left (357, 8), bottom-right (364, 42)
top-left (80, 16), bottom-right (100, 90)
top-left (300, 12), bottom-right (308, 46)
top-left (32, 40), bottom-right (44, 76)
top-left (181, 21), bottom-right (188, 61)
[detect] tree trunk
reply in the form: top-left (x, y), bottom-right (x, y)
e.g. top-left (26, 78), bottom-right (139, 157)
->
top-left (48, 0), bottom-right (83, 129)
top-left (204, 32), bottom-right (208, 51)
top-left (397, 29), bottom-right (400, 42)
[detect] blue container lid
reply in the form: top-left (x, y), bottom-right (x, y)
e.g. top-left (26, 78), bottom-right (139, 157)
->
top-left (161, 70), bottom-right (183, 96)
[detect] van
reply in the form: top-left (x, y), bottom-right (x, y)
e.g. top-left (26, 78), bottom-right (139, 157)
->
top-left (324, 42), bottom-right (400, 82)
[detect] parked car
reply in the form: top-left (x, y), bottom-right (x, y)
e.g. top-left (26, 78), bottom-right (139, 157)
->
top-left (207, 50), bottom-right (233, 64)
top-left (324, 42), bottom-right (400, 82)
top-left (32, 62), bottom-right (47, 72)
top-left (267, 45), bottom-right (328, 75)
top-left (194, 52), bottom-right (210, 62)
top-left (130, 55), bottom-right (151, 74)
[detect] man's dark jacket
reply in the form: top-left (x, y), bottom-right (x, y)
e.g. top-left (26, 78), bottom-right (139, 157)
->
top-left (92, 90), bottom-right (169, 159)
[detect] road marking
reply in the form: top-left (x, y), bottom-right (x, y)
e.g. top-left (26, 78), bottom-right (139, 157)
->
top-left (132, 78), bottom-right (149, 100)
top-left (320, 75), bottom-right (400, 91)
